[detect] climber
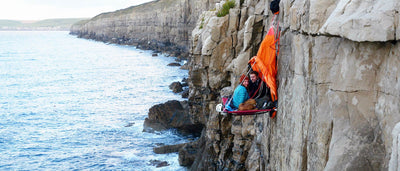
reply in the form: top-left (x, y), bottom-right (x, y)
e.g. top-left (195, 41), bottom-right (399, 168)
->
top-left (224, 74), bottom-right (250, 111)
top-left (248, 70), bottom-right (272, 109)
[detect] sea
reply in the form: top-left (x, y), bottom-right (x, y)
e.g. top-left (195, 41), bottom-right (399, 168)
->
top-left (0, 31), bottom-right (190, 170)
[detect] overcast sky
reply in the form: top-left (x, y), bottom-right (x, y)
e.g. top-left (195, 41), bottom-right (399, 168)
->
top-left (0, 0), bottom-right (155, 20)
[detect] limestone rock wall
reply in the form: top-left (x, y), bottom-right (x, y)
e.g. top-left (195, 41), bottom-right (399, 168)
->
top-left (390, 123), bottom-right (400, 171)
top-left (70, 0), bottom-right (222, 57)
top-left (187, 0), bottom-right (400, 170)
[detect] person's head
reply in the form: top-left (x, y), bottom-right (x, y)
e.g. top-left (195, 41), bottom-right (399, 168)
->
top-left (239, 74), bottom-right (249, 87)
top-left (249, 71), bottom-right (259, 83)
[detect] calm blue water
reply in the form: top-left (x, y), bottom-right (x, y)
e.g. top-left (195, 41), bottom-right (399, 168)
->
top-left (0, 31), bottom-right (189, 170)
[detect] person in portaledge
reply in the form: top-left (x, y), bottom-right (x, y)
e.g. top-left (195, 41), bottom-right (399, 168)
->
top-left (225, 74), bottom-right (249, 111)
top-left (248, 71), bottom-right (271, 109)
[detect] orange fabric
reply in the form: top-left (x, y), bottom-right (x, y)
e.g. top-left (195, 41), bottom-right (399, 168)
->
top-left (248, 24), bottom-right (278, 102)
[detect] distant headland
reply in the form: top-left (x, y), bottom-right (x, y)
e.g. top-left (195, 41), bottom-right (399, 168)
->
top-left (0, 18), bottom-right (87, 31)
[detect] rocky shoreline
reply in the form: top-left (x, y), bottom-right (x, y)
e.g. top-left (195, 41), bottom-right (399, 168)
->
top-left (71, 16), bottom-right (200, 168)
top-left (143, 66), bottom-right (202, 168)
top-left (69, 31), bottom-right (189, 62)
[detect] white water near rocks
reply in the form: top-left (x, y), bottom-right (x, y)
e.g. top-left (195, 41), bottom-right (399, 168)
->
top-left (0, 31), bottom-right (188, 170)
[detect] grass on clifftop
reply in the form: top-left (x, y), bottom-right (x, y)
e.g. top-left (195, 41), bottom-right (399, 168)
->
top-left (217, 0), bottom-right (236, 17)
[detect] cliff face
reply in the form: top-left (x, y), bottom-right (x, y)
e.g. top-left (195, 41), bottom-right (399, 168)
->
top-left (187, 0), bottom-right (400, 170)
top-left (70, 0), bottom-right (222, 57)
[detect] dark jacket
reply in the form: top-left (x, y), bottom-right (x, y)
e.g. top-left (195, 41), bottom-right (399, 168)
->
top-left (249, 79), bottom-right (270, 100)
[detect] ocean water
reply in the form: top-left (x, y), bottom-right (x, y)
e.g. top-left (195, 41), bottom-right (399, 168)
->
top-left (0, 31), bottom-right (189, 170)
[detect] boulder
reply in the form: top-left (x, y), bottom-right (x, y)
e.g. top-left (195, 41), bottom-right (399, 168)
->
top-left (181, 78), bottom-right (189, 87)
top-left (149, 160), bottom-right (170, 168)
top-left (169, 81), bottom-right (183, 93)
top-left (181, 89), bottom-right (189, 98)
top-left (153, 143), bottom-right (187, 154)
top-left (167, 62), bottom-right (181, 66)
top-left (143, 100), bottom-right (203, 135)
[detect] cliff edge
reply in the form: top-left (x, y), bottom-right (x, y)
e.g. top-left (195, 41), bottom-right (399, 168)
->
top-left (70, 0), bottom-right (221, 58)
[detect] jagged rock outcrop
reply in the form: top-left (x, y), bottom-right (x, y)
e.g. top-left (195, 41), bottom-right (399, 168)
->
top-left (185, 0), bottom-right (400, 170)
top-left (70, 0), bottom-right (222, 58)
top-left (153, 143), bottom-right (187, 154)
top-left (169, 81), bottom-right (184, 93)
top-left (285, 0), bottom-right (400, 42)
top-left (143, 100), bottom-right (203, 135)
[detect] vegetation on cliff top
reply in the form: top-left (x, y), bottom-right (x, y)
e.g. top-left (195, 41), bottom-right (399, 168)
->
top-left (217, 0), bottom-right (235, 17)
